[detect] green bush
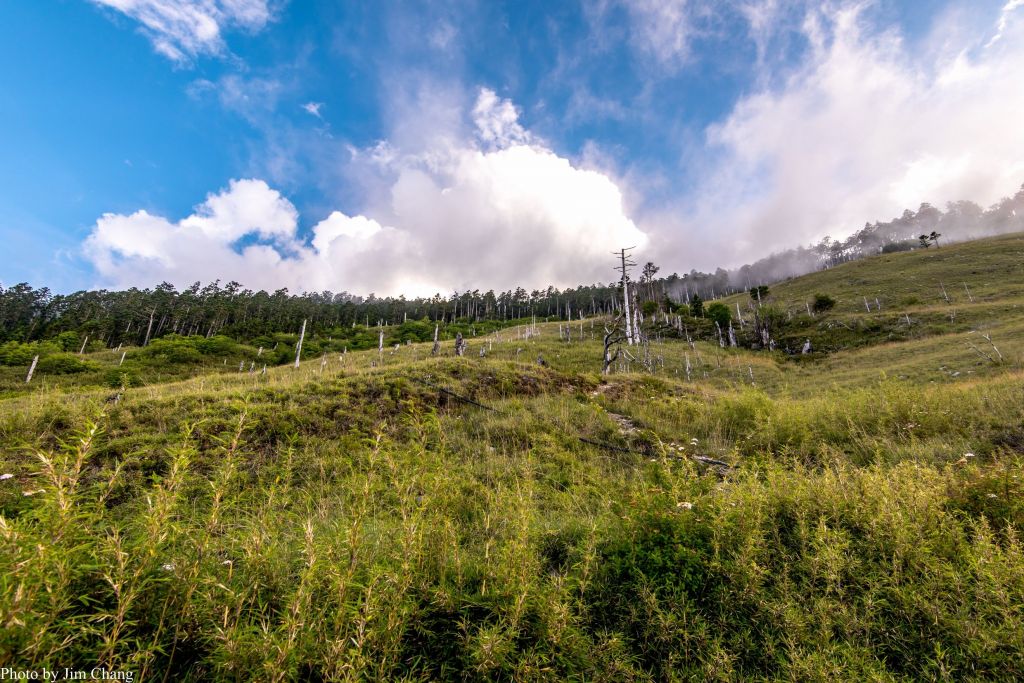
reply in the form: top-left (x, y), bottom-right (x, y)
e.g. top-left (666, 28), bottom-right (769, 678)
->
top-left (812, 293), bottom-right (836, 312)
top-left (0, 341), bottom-right (37, 366)
top-left (141, 338), bottom-right (204, 364)
top-left (596, 510), bottom-right (716, 607)
top-left (0, 340), bottom-right (60, 366)
top-left (54, 331), bottom-right (81, 352)
top-left (195, 335), bottom-right (239, 356)
top-left (706, 301), bottom-right (731, 328)
top-left (588, 508), bottom-right (720, 677)
top-left (103, 367), bottom-right (143, 389)
top-left (37, 353), bottom-right (94, 374)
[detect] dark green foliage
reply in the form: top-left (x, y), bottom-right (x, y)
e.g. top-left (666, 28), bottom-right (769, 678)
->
top-left (812, 293), bottom-right (836, 312)
top-left (0, 278), bottom-right (615, 350)
top-left (587, 509), bottom-right (721, 677)
top-left (54, 331), bottom-right (81, 352)
top-left (705, 302), bottom-right (731, 328)
top-left (593, 508), bottom-right (717, 610)
top-left (640, 300), bottom-right (658, 317)
top-left (689, 294), bottom-right (704, 317)
top-left (750, 285), bottom-right (770, 301)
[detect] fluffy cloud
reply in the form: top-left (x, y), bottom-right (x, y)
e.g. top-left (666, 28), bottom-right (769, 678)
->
top-left (83, 90), bottom-right (647, 296)
top-left (650, 0), bottom-right (1024, 266)
top-left (472, 88), bottom-right (531, 148)
top-left (90, 0), bottom-right (275, 62)
top-left (85, 180), bottom-right (300, 284)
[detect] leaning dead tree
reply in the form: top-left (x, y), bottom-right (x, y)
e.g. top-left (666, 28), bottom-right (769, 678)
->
top-left (602, 314), bottom-right (627, 375)
top-left (967, 331), bottom-right (1004, 364)
top-left (25, 355), bottom-right (39, 384)
top-left (294, 319), bottom-right (306, 369)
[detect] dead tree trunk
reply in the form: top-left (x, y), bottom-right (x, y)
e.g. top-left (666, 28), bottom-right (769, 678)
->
top-left (602, 316), bottom-right (626, 375)
top-left (294, 319), bottom-right (306, 369)
top-left (26, 355), bottom-right (39, 384)
top-left (615, 247), bottom-right (637, 345)
top-left (143, 309), bottom-right (155, 346)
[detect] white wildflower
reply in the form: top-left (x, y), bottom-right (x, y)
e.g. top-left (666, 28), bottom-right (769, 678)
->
top-left (0, 473), bottom-right (13, 480)
top-left (676, 501), bottom-right (694, 510)
top-left (162, 563), bottom-right (175, 571)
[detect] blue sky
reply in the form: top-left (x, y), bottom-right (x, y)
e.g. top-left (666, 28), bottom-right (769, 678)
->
top-left (1, 0), bottom-right (1022, 295)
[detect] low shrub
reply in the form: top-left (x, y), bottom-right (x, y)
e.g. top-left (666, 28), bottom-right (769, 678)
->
top-left (37, 353), bottom-right (94, 374)
top-left (0, 340), bottom-right (60, 366)
top-left (812, 293), bottom-right (836, 312)
top-left (103, 367), bottom-right (143, 389)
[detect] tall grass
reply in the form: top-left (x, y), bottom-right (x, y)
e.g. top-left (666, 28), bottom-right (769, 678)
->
top-left (1, 371), bottom-right (1021, 679)
top-left (2, 234), bottom-right (1024, 677)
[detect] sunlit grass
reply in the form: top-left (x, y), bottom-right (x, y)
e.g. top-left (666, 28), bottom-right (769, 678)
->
top-left (2, 234), bottom-right (1024, 678)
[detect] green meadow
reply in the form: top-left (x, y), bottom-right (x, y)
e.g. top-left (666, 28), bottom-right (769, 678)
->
top-left (2, 234), bottom-right (1023, 680)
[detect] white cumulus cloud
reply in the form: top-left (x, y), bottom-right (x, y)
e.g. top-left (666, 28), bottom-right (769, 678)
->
top-left (472, 88), bottom-right (531, 148)
top-left (83, 89), bottom-right (647, 296)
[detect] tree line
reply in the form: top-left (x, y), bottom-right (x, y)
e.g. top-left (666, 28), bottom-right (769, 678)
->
top-left (0, 280), bottom-right (634, 348)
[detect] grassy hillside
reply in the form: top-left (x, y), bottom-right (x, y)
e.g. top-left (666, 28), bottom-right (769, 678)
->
top-left (721, 232), bottom-right (1024, 352)
top-left (728, 231), bottom-right (1024, 310)
top-left (1, 234), bottom-right (1023, 680)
